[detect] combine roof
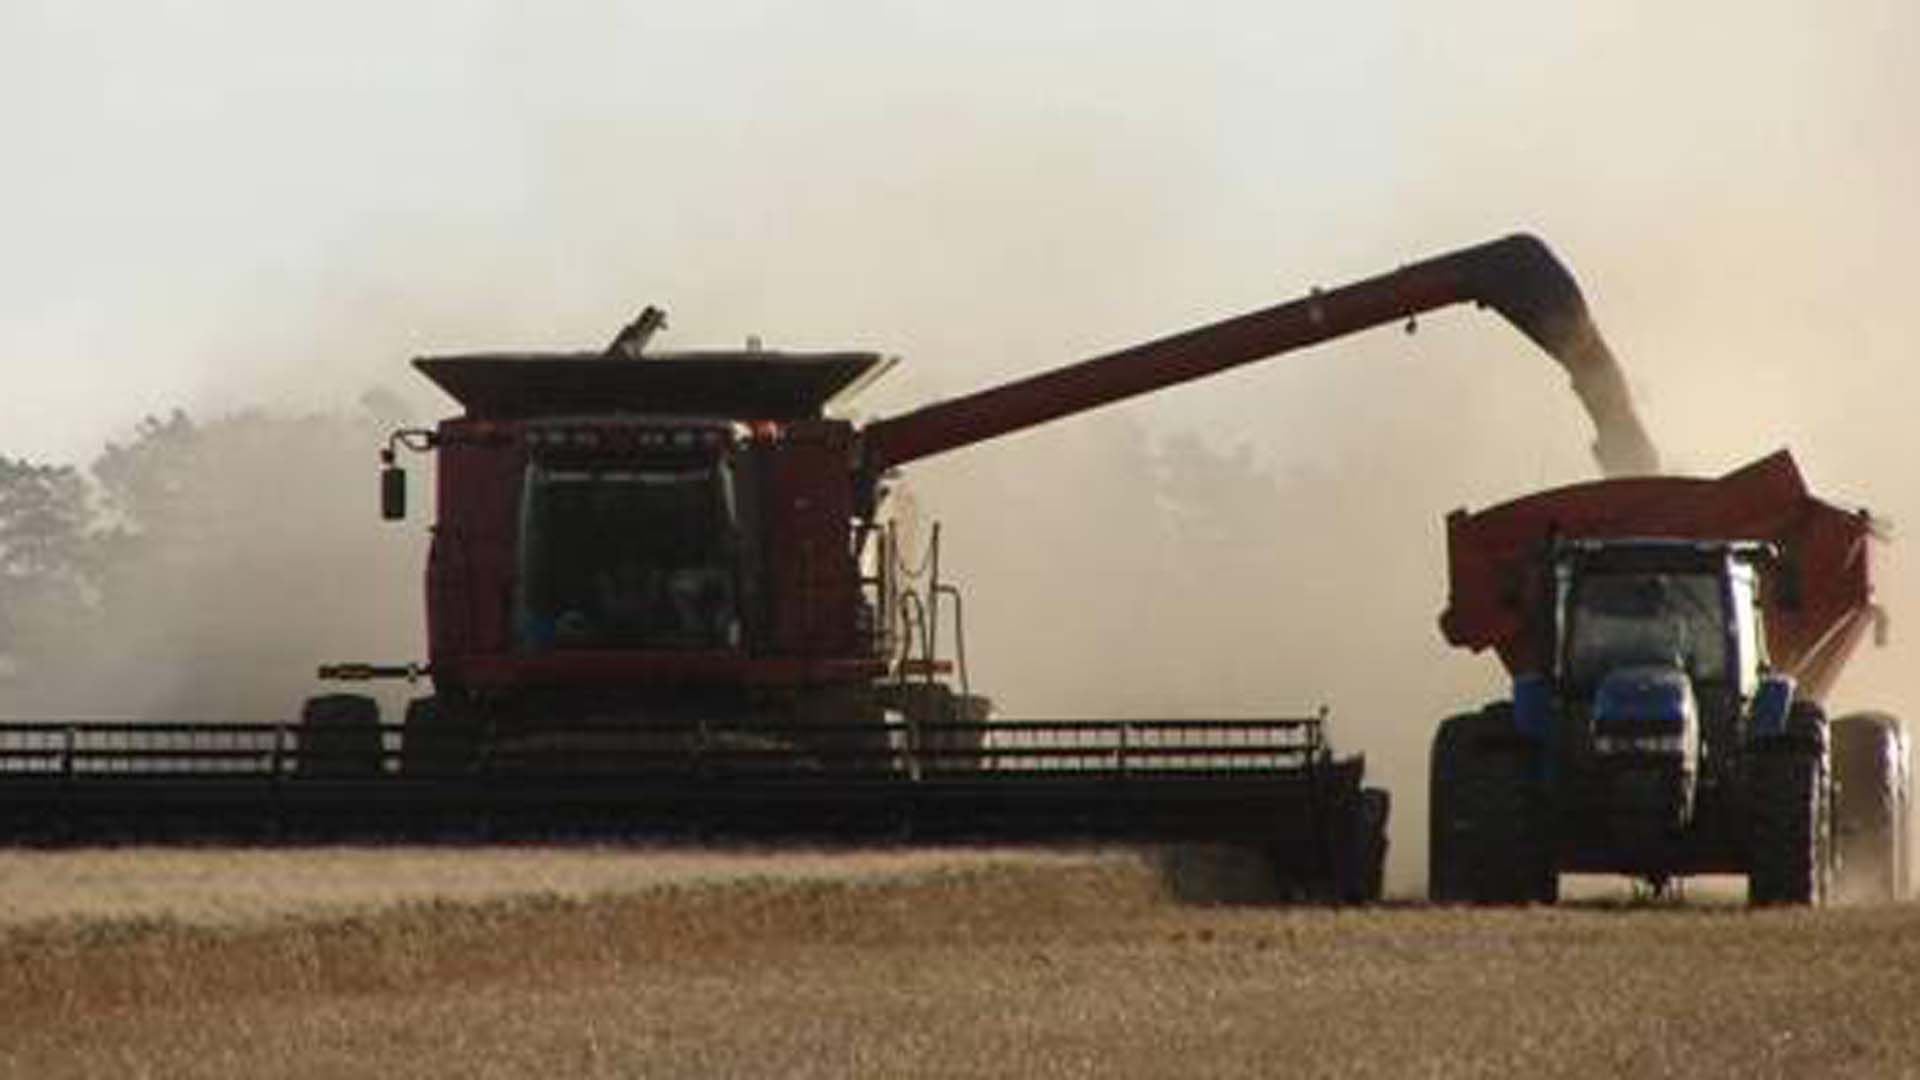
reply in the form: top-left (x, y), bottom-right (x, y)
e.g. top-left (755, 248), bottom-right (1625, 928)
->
top-left (415, 351), bottom-right (886, 421)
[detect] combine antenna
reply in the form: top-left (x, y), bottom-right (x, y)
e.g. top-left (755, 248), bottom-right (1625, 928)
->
top-left (605, 305), bottom-right (668, 359)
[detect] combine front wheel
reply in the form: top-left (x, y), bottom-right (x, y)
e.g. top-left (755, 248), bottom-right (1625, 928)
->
top-left (297, 694), bottom-right (384, 777)
top-left (401, 696), bottom-right (481, 777)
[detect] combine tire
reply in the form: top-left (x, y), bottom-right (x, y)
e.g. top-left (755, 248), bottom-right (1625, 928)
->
top-left (795, 686), bottom-right (895, 775)
top-left (1749, 707), bottom-right (1831, 906)
top-left (1432, 708), bottom-right (1553, 903)
top-left (1832, 712), bottom-right (1910, 902)
top-left (401, 696), bottom-right (480, 777)
top-left (889, 683), bottom-right (988, 776)
top-left (298, 694), bottom-right (384, 777)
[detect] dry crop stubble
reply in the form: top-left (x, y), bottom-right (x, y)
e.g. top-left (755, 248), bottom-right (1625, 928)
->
top-left (3, 852), bottom-right (1920, 1078)
top-left (0, 844), bottom-right (1100, 928)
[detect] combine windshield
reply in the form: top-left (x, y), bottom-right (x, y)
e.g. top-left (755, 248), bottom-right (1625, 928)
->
top-left (1564, 570), bottom-right (1728, 686)
top-left (516, 463), bottom-right (741, 651)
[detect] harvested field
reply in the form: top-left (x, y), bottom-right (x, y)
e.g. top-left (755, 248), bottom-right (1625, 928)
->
top-left (0, 845), bottom-right (1094, 928)
top-left (3, 850), bottom-right (1919, 1078)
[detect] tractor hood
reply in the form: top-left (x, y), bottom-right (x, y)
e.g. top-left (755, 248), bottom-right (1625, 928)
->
top-left (1589, 665), bottom-right (1700, 773)
top-left (1591, 665), bottom-right (1696, 740)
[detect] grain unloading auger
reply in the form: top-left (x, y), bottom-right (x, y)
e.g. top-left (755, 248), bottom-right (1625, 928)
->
top-left (0, 235), bottom-right (1655, 902)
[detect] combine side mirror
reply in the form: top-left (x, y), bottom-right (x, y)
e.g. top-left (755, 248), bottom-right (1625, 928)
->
top-left (378, 430), bottom-right (436, 521)
top-left (381, 462), bottom-right (407, 521)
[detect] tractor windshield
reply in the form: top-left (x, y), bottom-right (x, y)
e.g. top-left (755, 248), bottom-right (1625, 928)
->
top-left (516, 463), bottom-right (741, 651)
top-left (1564, 570), bottom-right (1727, 687)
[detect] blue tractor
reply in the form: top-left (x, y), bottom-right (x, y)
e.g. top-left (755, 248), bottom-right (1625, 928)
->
top-left (1431, 533), bottom-right (1907, 906)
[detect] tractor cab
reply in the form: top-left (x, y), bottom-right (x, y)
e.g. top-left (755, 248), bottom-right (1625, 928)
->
top-left (1549, 539), bottom-right (1772, 779)
top-left (1554, 540), bottom-right (1769, 692)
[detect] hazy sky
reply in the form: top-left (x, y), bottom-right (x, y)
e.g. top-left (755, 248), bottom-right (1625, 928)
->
top-left (7, 1), bottom-right (1910, 466)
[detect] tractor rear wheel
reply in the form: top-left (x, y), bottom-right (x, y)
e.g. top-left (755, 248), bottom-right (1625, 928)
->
top-left (1460, 735), bottom-right (1557, 905)
top-left (298, 694), bottom-right (384, 777)
top-left (1832, 712), bottom-right (1909, 902)
top-left (1749, 707), bottom-right (1831, 906)
top-left (1428, 712), bottom-right (1479, 902)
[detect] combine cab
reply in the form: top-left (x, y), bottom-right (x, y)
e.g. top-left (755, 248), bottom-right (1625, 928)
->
top-left (1, 234), bottom-right (1672, 902)
top-left (1432, 453), bottom-right (1906, 904)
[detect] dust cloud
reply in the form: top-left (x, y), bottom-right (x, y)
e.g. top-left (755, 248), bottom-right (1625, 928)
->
top-left (0, 411), bottom-right (423, 724)
top-left (3, 4), bottom-right (1916, 891)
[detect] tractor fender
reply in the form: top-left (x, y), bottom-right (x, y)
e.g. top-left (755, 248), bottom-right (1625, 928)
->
top-left (1512, 675), bottom-right (1554, 742)
top-left (1751, 675), bottom-right (1797, 740)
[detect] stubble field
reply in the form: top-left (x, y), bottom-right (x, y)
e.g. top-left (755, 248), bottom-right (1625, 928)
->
top-left (3, 846), bottom-right (1918, 1079)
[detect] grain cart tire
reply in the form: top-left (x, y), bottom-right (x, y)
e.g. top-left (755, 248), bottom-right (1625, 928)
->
top-left (298, 694), bottom-right (383, 777)
top-left (1832, 712), bottom-right (1910, 902)
top-left (401, 696), bottom-right (478, 777)
top-left (1749, 706), bottom-right (1831, 906)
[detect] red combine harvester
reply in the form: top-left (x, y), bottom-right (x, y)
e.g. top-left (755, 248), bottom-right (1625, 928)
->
top-left (0, 235), bottom-right (1658, 902)
top-left (1432, 452), bottom-right (1906, 904)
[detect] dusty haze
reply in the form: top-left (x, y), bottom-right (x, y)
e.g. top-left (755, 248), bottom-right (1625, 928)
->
top-left (3, 3), bottom-right (1916, 889)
